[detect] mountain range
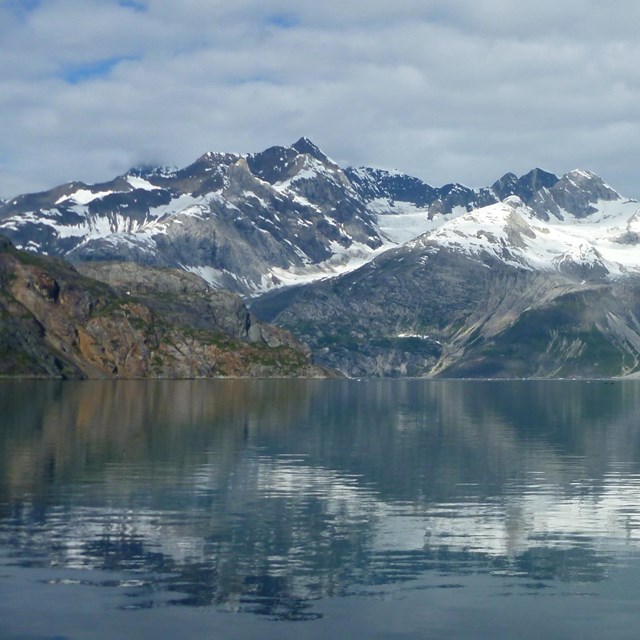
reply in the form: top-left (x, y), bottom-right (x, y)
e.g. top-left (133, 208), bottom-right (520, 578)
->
top-left (1, 138), bottom-right (640, 378)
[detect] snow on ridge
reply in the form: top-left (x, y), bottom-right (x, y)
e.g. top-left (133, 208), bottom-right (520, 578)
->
top-left (374, 200), bottom-right (448, 245)
top-left (126, 176), bottom-right (161, 191)
top-left (147, 193), bottom-right (206, 220)
top-left (55, 189), bottom-right (115, 206)
top-left (568, 168), bottom-right (598, 180)
top-left (182, 265), bottom-right (227, 289)
top-left (553, 243), bottom-right (604, 268)
top-left (273, 154), bottom-right (337, 193)
top-left (399, 195), bottom-right (640, 278)
top-left (251, 240), bottom-right (385, 296)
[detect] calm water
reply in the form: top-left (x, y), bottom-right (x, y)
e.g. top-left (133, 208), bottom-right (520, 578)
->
top-left (2, 379), bottom-right (640, 639)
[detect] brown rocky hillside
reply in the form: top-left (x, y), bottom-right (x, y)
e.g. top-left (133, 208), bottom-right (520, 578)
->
top-left (0, 236), bottom-right (331, 379)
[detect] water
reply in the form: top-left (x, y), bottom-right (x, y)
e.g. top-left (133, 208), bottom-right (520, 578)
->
top-left (1, 379), bottom-right (640, 638)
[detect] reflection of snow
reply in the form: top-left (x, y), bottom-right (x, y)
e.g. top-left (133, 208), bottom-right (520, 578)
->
top-left (11, 458), bottom-right (640, 586)
top-left (422, 471), bottom-right (640, 558)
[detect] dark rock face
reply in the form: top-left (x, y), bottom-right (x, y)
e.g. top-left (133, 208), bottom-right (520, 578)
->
top-left (252, 244), bottom-right (640, 379)
top-left (246, 145), bottom-right (301, 184)
top-left (530, 170), bottom-right (620, 219)
top-left (0, 238), bottom-right (331, 379)
top-left (345, 167), bottom-right (498, 214)
top-left (345, 167), bottom-right (438, 207)
top-left (492, 168), bottom-right (559, 203)
top-left (428, 183), bottom-right (497, 215)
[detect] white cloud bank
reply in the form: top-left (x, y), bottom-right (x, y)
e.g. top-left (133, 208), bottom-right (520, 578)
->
top-left (0, 0), bottom-right (638, 198)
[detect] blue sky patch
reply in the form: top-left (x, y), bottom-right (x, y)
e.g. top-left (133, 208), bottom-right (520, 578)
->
top-left (117, 0), bottom-right (147, 11)
top-left (267, 13), bottom-right (299, 29)
top-left (60, 57), bottom-right (132, 85)
top-left (6, 0), bottom-right (42, 17)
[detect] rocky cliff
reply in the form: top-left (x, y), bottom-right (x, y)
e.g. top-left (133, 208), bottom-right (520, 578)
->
top-left (252, 245), bottom-right (640, 379)
top-left (3, 139), bottom-right (640, 379)
top-left (0, 236), bottom-right (330, 378)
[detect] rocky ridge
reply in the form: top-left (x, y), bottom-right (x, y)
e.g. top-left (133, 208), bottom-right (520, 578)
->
top-left (2, 139), bottom-right (640, 378)
top-left (0, 139), bottom-right (381, 296)
top-left (0, 236), bottom-right (330, 378)
top-left (252, 244), bottom-right (640, 379)
top-left (1, 139), bottom-right (635, 299)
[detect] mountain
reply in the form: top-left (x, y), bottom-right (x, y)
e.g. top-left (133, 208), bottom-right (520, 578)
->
top-left (0, 138), bottom-right (382, 297)
top-left (0, 236), bottom-right (331, 378)
top-left (490, 168), bottom-right (559, 203)
top-left (3, 138), bottom-right (640, 378)
top-left (4, 138), bottom-right (628, 299)
top-left (252, 240), bottom-right (640, 379)
top-left (251, 188), bottom-right (640, 378)
top-left (0, 139), bottom-right (632, 296)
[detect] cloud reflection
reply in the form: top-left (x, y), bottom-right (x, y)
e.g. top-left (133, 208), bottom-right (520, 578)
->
top-left (2, 380), bottom-right (640, 618)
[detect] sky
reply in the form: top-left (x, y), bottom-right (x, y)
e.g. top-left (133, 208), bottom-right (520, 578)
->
top-left (0, 0), bottom-right (639, 199)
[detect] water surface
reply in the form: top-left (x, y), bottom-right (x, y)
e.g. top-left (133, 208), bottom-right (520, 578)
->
top-left (1, 379), bottom-right (640, 638)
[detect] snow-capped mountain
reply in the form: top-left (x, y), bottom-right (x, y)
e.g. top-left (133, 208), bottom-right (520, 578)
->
top-left (410, 191), bottom-right (640, 280)
top-left (1, 138), bottom-right (638, 299)
top-left (3, 138), bottom-right (640, 378)
top-left (0, 139), bottom-right (382, 295)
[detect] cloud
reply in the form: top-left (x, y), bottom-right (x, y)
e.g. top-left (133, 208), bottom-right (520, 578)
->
top-left (0, 0), bottom-right (639, 198)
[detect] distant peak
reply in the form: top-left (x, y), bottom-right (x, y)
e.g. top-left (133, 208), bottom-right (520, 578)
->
top-left (292, 136), bottom-right (319, 151)
top-left (565, 168), bottom-right (599, 180)
top-left (127, 164), bottom-right (177, 178)
top-left (561, 169), bottom-right (618, 195)
top-left (492, 167), bottom-right (559, 203)
top-left (518, 167), bottom-right (558, 186)
top-left (491, 172), bottom-right (518, 195)
top-left (195, 150), bottom-right (234, 163)
top-left (291, 137), bottom-right (332, 164)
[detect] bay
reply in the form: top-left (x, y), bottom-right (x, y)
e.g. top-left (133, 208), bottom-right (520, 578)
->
top-left (1, 379), bottom-right (640, 638)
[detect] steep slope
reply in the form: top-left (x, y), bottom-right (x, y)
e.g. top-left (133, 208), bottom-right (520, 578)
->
top-left (491, 168), bottom-right (559, 204)
top-left (1, 139), bottom-right (637, 298)
top-left (0, 236), bottom-right (330, 378)
top-left (3, 138), bottom-right (640, 379)
top-left (407, 194), bottom-right (640, 279)
top-left (252, 196), bottom-right (640, 378)
top-left (0, 138), bottom-right (382, 297)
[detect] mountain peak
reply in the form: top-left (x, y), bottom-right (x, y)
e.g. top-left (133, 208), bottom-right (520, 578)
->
top-left (126, 163), bottom-right (177, 179)
top-left (291, 137), bottom-right (333, 165)
top-left (491, 173), bottom-right (519, 199)
top-left (566, 168), bottom-right (597, 178)
top-left (492, 168), bottom-right (558, 203)
top-left (560, 169), bottom-right (620, 198)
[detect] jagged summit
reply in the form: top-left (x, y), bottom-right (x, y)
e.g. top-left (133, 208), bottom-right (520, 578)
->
top-left (291, 137), bottom-right (335, 165)
top-left (0, 139), bottom-right (635, 300)
top-left (492, 168), bottom-right (559, 203)
top-left (527, 169), bottom-right (622, 220)
top-left (2, 139), bottom-right (640, 379)
top-left (491, 172), bottom-right (519, 199)
top-left (126, 164), bottom-right (178, 178)
top-left (0, 139), bottom-right (385, 296)
top-left (345, 166), bottom-right (437, 207)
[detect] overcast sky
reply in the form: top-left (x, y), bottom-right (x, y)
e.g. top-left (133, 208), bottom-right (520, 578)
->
top-left (1, 0), bottom-right (639, 199)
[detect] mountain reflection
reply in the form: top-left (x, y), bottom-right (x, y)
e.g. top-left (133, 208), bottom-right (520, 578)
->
top-left (2, 379), bottom-right (640, 619)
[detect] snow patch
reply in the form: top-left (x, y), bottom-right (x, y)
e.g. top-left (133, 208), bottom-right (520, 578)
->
top-left (55, 189), bottom-right (114, 205)
top-left (127, 176), bottom-right (161, 191)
